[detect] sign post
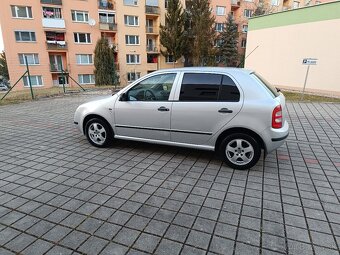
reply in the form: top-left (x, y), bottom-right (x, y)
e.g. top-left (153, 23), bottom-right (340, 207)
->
top-left (301, 58), bottom-right (317, 100)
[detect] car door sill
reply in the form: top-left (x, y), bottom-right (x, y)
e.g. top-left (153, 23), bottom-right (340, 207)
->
top-left (114, 135), bottom-right (215, 151)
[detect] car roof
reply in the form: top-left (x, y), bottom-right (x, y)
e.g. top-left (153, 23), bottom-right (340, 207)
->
top-left (152, 67), bottom-right (253, 75)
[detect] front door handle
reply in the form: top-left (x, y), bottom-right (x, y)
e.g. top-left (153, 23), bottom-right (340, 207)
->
top-left (218, 108), bottom-right (233, 113)
top-left (158, 106), bottom-right (169, 112)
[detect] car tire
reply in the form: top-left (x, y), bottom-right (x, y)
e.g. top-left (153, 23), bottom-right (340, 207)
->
top-left (85, 118), bottom-right (113, 148)
top-left (219, 133), bottom-right (261, 170)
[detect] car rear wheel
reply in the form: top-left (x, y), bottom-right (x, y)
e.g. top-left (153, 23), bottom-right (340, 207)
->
top-left (219, 133), bottom-right (261, 170)
top-left (85, 118), bottom-right (113, 147)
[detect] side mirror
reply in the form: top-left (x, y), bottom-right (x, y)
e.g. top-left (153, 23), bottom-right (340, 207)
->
top-left (119, 93), bottom-right (128, 101)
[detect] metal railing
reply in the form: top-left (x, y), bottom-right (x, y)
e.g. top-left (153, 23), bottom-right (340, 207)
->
top-left (46, 41), bottom-right (68, 50)
top-left (99, 22), bottom-right (117, 31)
top-left (145, 5), bottom-right (160, 15)
top-left (146, 45), bottom-right (158, 52)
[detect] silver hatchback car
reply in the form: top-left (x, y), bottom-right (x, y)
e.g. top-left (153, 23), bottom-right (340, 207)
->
top-left (74, 67), bottom-right (289, 170)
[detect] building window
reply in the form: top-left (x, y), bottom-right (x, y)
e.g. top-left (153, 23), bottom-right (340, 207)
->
top-left (245, 0), bottom-right (253, 2)
top-left (166, 55), bottom-right (176, 63)
top-left (127, 72), bottom-right (141, 82)
top-left (76, 54), bottom-right (93, 65)
top-left (124, 0), bottom-right (138, 6)
top-left (165, 0), bottom-right (169, 8)
top-left (125, 35), bottom-right (140, 45)
top-left (126, 54), bottom-right (140, 64)
top-left (99, 12), bottom-right (115, 23)
top-left (215, 39), bottom-right (223, 48)
top-left (71, 10), bottom-right (89, 22)
top-left (23, 76), bottom-right (43, 87)
top-left (271, 0), bottom-right (280, 6)
top-left (78, 74), bottom-right (95, 84)
top-left (15, 31), bottom-right (36, 42)
top-left (216, 6), bottom-right (226, 16)
top-left (293, 1), bottom-right (300, 8)
top-left (241, 39), bottom-right (247, 48)
top-left (42, 7), bottom-right (62, 19)
top-left (11, 6), bottom-right (32, 19)
top-left (19, 54), bottom-right (39, 65)
top-left (242, 25), bottom-right (248, 33)
top-left (74, 33), bottom-right (91, 43)
top-left (244, 9), bottom-right (253, 18)
top-left (124, 15), bottom-right (139, 26)
top-left (215, 23), bottom-right (224, 32)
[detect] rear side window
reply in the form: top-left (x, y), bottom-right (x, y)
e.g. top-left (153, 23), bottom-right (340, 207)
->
top-left (179, 73), bottom-right (240, 102)
top-left (251, 73), bottom-right (279, 98)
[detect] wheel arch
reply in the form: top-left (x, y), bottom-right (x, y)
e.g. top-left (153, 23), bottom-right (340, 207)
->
top-left (82, 114), bottom-right (114, 136)
top-left (215, 127), bottom-right (266, 154)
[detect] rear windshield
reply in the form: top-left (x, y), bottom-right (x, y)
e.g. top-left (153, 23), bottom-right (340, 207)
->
top-left (251, 73), bottom-right (280, 98)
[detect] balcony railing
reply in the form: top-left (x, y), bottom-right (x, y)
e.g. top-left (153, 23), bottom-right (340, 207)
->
top-left (98, 1), bottom-right (115, 10)
top-left (41, 0), bottom-right (62, 5)
top-left (146, 45), bottom-right (159, 53)
top-left (146, 26), bottom-right (158, 34)
top-left (99, 22), bottom-right (117, 31)
top-left (42, 18), bottom-right (65, 29)
top-left (46, 41), bottom-right (67, 50)
top-left (145, 5), bottom-right (160, 15)
top-left (50, 64), bottom-right (64, 72)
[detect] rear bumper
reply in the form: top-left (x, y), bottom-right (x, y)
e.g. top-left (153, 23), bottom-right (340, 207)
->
top-left (261, 120), bottom-right (289, 154)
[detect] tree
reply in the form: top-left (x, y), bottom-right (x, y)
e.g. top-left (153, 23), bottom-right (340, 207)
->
top-left (0, 51), bottom-right (9, 80)
top-left (218, 14), bottom-right (239, 67)
top-left (186, 0), bottom-right (216, 66)
top-left (253, 0), bottom-right (275, 16)
top-left (160, 0), bottom-right (187, 66)
top-left (94, 38), bottom-right (117, 86)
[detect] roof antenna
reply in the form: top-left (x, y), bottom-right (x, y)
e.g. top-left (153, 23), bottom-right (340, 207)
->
top-left (237, 45), bottom-right (259, 68)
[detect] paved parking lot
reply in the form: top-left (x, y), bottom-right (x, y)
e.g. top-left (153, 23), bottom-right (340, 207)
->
top-left (0, 95), bottom-right (339, 255)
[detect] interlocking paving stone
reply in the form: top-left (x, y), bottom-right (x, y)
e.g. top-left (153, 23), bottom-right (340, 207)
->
top-left (0, 96), bottom-right (339, 254)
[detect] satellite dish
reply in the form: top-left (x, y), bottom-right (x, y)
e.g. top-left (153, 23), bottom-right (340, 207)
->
top-left (88, 19), bottom-right (96, 27)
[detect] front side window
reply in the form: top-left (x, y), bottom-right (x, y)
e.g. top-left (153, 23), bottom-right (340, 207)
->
top-left (23, 76), bottom-right (43, 87)
top-left (179, 73), bottom-right (240, 102)
top-left (126, 73), bottom-right (176, 101)
top-left (19, 54), bottom-right (39, 65)
top-left (15, 31), bottom-right (36, 42)
top-left (11, 6), bottom-right (32, 19)
top-left (71, 10), bottom-right (89, 22)
top-left (74, 33), bottom-right (91, 43)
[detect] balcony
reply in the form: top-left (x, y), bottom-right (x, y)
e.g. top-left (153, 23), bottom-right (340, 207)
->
top-left (46, 41), bottom-right (67, 50)
top-left (42, 18), bottom-right (65, 29)
top-left (99, 22), bottom-right (117, 31)
top-left (231, 0), bottom-right (240, 10)
top-left (146, 45), bottom-right (159, 53)
top-left (146, 5), bottom-right (160, 15)
top-left (146, 26), bottom-right (158, 34)
top-left (41, 0), bottom-right (62, 5)
top-left (50, 64), bottom-right (64, 73)
top-left (98, 0), bottom-right (115, 10)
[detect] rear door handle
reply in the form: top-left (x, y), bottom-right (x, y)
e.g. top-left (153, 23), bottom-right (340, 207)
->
top-left (218, 108), bottom-right (233, 113)
top-left (158, 106), bottom-right (169, 112)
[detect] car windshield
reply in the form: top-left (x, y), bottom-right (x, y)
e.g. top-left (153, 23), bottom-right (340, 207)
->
top-left (251, 73), bottom-right (280, 98)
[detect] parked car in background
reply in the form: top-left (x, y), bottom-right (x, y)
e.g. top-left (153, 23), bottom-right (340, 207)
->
top-left (74, 67), bottom-right (289, 170)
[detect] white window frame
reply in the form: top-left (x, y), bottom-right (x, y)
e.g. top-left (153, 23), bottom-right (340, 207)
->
top-left (15, 31), bottom-right (36, 42)
top-left (166, 55), bottom-right (177, 63)
top-left (271, 0), bottom-right (280, 6)
top-left (74, 33), bottom-right (91, 44)
top-left (76, 54), bottom-right (93, 65)
top-left (78, 74), bottom-right (95, 84)
top-left (124, 15), bottom-right (139, 26)
top-left (241, 39), bottom-right (247, 48)
top-left (23, 76), bottom-right (43, 87)
top-left (244, 9), bottom-right (253, 18)
top-left (127, 72), bottom-right (141, 82)
top-left (126, 54), bottom-right (140, 64)
top-left (216, 6), bottom-right (226, 16)
top-left (125, 35), bottom-right (140, 45)
top-left (71, 10), bottom-right (89, 22)
top-left (19, 54), bottom-right (39, 65)
top-left (215, 23), bottom-right (224, 32)
top-left (124, 0), bottom-right (138, 6)
top-left (99, 12), bottom-right (116, 24)
top-left (242, 25), bottom-right (248, 33)
top-left (11, 6), bottom-right (33, 19)
top-left (42, 7), bottom-right (62, 19)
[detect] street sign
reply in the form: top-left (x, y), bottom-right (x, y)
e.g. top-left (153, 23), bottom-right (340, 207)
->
top-left (302, 58), bottom-right (317, 65)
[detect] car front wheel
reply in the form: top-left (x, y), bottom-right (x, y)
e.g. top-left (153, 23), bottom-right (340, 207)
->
top-left (219, 133), bottom-right (261, 170)
top-left (85, 118), bottom-right (113, 147)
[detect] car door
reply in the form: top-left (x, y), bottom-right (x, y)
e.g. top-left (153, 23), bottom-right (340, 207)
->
top-left (114, 72), bottom-right (178, 141)
top-left (171, 72), bottom-right (243, 145)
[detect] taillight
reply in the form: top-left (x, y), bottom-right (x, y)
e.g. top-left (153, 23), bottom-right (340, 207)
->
top-left (272, 105), bottom-right (282, 129)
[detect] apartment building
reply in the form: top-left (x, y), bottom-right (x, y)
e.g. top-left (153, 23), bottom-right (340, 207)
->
top-left (0, 0), bottom-right (331, 90)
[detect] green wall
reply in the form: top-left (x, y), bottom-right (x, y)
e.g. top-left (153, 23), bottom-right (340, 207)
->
top-left (249, 1), bottom-right (340, 31)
